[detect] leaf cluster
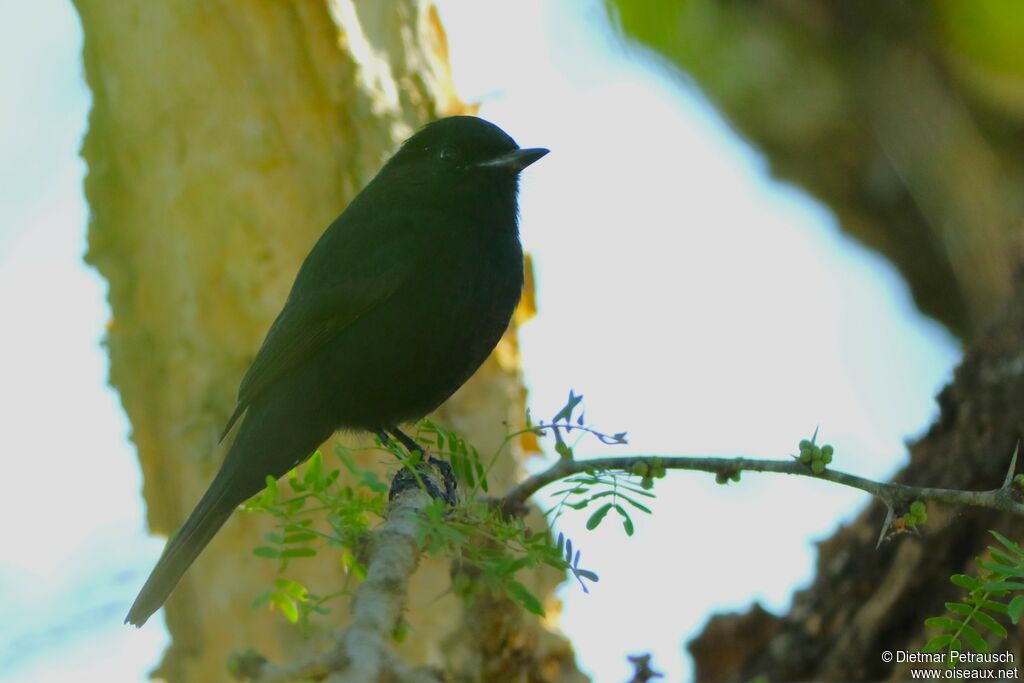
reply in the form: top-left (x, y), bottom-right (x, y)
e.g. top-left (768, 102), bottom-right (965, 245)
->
top-left (925, 531), bottom-right (1024, 660)
top-left (241, 448), bottom-right (388, 628)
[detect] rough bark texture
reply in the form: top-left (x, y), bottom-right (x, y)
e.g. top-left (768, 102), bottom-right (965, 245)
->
top-left (73, 2), bottom-right (578, 681)
top-left (688, 273), bottom-right (1024, 680)
top-left (610, 0), bottom-right (1024, 341)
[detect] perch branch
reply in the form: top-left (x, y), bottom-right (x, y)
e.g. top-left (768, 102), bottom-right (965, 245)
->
top-left (244, 485), bottom-right (438, 683)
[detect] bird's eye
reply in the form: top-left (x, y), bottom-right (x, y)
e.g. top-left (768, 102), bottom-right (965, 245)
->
top-left (438, 147), bottom-right (458, 162)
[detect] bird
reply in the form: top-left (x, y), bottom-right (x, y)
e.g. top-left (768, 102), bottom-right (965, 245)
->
top-left (125, 116), bottom-right (548, 626)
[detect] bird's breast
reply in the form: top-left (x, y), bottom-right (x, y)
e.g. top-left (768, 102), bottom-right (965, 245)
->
top-left (323, 224), bottom-right (523, 428)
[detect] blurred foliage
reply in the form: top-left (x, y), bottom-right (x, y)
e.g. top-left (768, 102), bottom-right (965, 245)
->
top-left (607, 0), bottom-right (1024, 341)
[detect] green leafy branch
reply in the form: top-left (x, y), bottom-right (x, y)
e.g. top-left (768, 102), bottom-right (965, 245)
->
top-left (241, 448), bottom-right (387, 627)
top-left (925, 531), bottom-right (1024, 658)
top-left (410, 494), bottom-right (600, 615)
top-left (500, 419), bottom-right (1024, 548)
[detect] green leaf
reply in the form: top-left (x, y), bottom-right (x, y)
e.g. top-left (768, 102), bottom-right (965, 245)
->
top-left (505, 580), bottom-right (544, 616)
top-left (270, 592), bottom-right (299, 623)
top-left (617, 484), bottom-right (657, 498)
top-left (922, 634), bottom-right (953, 652)
top-left (392, 618), bottom-right (409, 643)
top-left (281, 547), bottom-right (317, 559)
top-left (980, 599), bottom-right (1009, 615)
top-left (989, 547), bottom-right (1018, 567)
top-left (944, 602), bottom-right (974, 618)
top-left (618, 494), bottom-right (652, 515)
top-left (981, 580), bottom-right (1024, 591)
top-left (990, 531), bottom-right (1024, 560)
top-left (497, 556), bottom-right (534, 577)
top-left (979, 561), bottom-right (1024, 578)
top-left (613, 504), bottom-right (634, 536)
top-left (971, 610), bottom-right (1008, 638)
top-left (958, 623), bottom-right (988, 653)
top-left (283, 532), bottom-right (318, 544)
top-left (924, 616), bottom-right (962, 631)
top-left (586, 503), bottom-right (613, 530)
top-left (1008, 596), bottom-right (1024, 624)
top-left (275, 579), bottom-right (309, 602)
top-left (253, 546), bottom-right (281, 559)
top-left (951, 574), bottom-right (983, 590)
top-left (304, 451), bottom-right (323, 488)
top-left (551, 487), bottom-right (590, 497)
top-left (260, 476), bottom-right (279, 506)
top-left (473, 452), bottom-right (488, 492)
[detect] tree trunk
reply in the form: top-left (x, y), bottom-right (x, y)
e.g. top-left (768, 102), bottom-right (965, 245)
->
top-left (73, 2), bottom-right (581, 680)
top-left (690, 272), bottom-right (1024, 681)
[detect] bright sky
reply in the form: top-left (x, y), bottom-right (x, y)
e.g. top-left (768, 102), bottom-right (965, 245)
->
top-left (0, 1), bottom-right (959, 682)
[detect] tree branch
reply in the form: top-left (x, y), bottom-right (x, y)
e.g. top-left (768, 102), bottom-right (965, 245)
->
top-left (502, 449), bottom-right (1024, 518)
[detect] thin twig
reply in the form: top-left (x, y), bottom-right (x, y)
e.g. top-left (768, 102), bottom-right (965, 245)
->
top-left (502, 453), bottom-right (1024, 517)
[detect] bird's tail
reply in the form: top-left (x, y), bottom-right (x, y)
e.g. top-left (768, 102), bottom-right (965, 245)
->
top-left (124, 479), bottom-right (236, 627)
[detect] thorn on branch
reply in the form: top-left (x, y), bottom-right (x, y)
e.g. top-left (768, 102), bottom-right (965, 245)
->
top-left (1003, 440), bottom-right (1020, 488)
top-left (876, 504), bottom-right (896, 550)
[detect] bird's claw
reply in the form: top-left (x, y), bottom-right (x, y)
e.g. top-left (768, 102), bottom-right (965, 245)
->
top-left (389, 456), bottom-right (458, 506)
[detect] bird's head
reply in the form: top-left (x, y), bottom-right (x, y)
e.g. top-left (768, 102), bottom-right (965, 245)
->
top-left (387, 116), bottom-right (548, 187)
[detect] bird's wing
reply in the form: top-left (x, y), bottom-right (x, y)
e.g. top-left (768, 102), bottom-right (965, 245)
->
top-left (219, 210), bottom-right (419, 442)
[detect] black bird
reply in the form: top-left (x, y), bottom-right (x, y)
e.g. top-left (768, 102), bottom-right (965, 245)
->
top-left (126, 116), bottom-right (548, 626)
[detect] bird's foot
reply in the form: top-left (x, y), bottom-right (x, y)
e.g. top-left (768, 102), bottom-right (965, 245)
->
top-left (385, 454), bottom-right (458, 507)
top-left (381, 426), bottom-right (458, 505)
top-left (388, 456), bottom-right (458, 505)
top-left (376, 427), bottom-right (427, 457)
top-left (387, 427), bottom-right (427, 456)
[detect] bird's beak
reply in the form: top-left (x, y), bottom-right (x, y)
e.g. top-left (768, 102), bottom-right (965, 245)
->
top-left (477, 147), bottom-right (550, 172)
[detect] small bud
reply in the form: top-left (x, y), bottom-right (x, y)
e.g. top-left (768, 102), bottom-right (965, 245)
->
top-left (811, 460), bottom-right (825, 474)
